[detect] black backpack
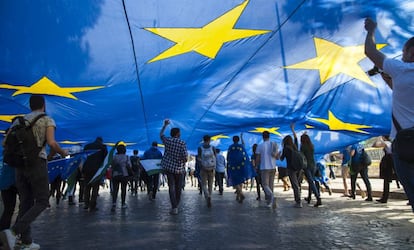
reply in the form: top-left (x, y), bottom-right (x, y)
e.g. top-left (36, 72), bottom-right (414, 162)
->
top-left (3, 114), bottom-right (46, 168)
top-left (290, 147), bottom-right (307, 171)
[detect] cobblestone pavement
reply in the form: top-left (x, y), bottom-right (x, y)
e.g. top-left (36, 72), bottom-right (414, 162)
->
top-left (12, 177), bottom-right (411, 250)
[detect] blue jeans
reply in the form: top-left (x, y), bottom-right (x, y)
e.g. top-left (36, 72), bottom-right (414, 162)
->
top-left (304, 168), bottom-right (320, 199)
top-left (166, 172), bottom-right (184, 209)
top-left (288, 169), bottom-right (301, 203)
top-left (392, 148), bottom-right (414, 212)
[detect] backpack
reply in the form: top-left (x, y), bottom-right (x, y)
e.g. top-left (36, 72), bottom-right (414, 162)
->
top-left (200, 146), bottom-right (216, 170)
top-left (351, 148), bottom-right (370, 173)
top-left (3, 114), bottom-right (46, 168)
top-left (290, 148), bottom-right (307, 171)
top-left (130, 155), bottom-right (140, 173)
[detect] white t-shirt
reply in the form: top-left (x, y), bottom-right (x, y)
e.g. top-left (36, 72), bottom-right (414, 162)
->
top-left (256, 140), bottom-right (276, 170)
top-left (383, 58), bottom-right (414, 138)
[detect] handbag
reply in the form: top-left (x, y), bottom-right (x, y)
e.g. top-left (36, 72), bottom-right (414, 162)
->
top-left (392, 114), bottom-right (414, 163)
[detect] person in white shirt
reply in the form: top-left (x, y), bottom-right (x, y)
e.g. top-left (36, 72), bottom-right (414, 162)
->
top-left (364, 17), bottom-right (414, 212)
top-left (255, 131), bottom-right (278, 209)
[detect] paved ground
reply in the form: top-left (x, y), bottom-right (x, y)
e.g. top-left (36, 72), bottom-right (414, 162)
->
top-left (1, 177), bottom-right (413, 250)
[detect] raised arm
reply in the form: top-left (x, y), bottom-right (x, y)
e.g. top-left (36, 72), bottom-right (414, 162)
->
top-left (160, 119), bottom-right (170, 139)
top-left (290, 122), bottom-right (297, 140)
top-left (364, 18), bottom-right (386, 70)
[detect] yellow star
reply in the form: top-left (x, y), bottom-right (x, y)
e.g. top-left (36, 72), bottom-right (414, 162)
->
top-left (211, 134), bottom-right (230, 141)
top-left (59, 140), bottom-right (88, 145)
top-left (310, 110), bottom-right (371, 134)
top-left (0, 114), bottom-right (23, 123)
top-left (249, 127), bottom-right (282, 137)
top-left (106, 142), bottom-right (136, 147)
top-left (145, 0), bottom-right (270, 63)
top-left (285, 37), bottom-right (386, 86)
top-left (0, 76), bottom-right (104, 100)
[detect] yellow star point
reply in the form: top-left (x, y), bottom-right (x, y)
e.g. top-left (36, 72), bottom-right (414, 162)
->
top-left (0, 114), bottom-right (23, 123)
top-left (0, 76), bottom-right (104, 100)
top-left (145, 0), bottom-right (271, 63)
top-left (310, 111), bottom-right (371, 134)
top-left (285, 37), bottom-right (386, 86)
top-left (106, 142), bottom-right (136, 147)
top-left (59, 140), bottom-right (88, 145)
top-left (249, 127), bottom-right (282, 137)
top-left (211, 134), bottom-right (230, 141)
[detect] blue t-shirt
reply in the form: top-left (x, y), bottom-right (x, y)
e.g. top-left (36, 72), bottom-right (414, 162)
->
top-left (350, 143), bottom-right (363, 165)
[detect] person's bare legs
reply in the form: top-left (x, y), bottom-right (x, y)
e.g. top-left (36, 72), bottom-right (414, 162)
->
top-left (341, 165), bottom-right (349, 196)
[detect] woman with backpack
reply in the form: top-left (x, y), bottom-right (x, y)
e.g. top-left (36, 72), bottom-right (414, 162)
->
top-left (110, 143), bottom-right (132, 212)
top-left (291, 124), bottom-right (322, 207)
top-left (197, 135), bottom-right (216, 208)
top-left (280, 133), bottom-right (303, 208)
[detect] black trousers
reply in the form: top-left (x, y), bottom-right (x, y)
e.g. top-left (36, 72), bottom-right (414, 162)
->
top-left (350, 167), bottom-right (372, 199)
top-left (0, 186), bottom-right (18, 230)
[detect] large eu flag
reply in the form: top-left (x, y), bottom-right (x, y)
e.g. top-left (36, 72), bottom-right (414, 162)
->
top-left (0, 0), bottom-right (413, 155)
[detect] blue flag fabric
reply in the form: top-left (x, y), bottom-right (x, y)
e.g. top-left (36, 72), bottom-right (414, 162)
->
top-left (0, 1), bottom-right (413, 156)
top-left (48, 150), bottom-right (98, 184)
top-left (226, 143), bottom-right (256, 186)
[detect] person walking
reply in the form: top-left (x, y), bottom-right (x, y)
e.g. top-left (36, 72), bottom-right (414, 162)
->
top-left (364, 17), bottom-right (414, 212)
top-left (340, 146), bottom-right (352, 196)
top-left (110, 143), bottom-right (131, 212)
top-left (142, 141), bottom-right (163, 200)
top-left (197, 135), bottom-right (216, 208)
top-left (291, 125), bottom-right (322, 208)
top-left (160, 119), bottom-right (188, 215)
top-left (226, 134), bottom-right (255, 203)
top-left (374, 136), bottom-right (397, 203)
top-left (81, 137), bottom-right (108, 212)
top-left (349, 143), bottom-right (372, 201)
top-left (280, 134), bottom-right (302, 208)
top-left (129, 149), bottom-right (141, 195)
top-left (251, 144), bottom-right (262, 200)
top-left (1, 94), bottom-right (68, 250)
top-left (255, 131), bottom-right (278, 209)
top-left (215, 148), bottom-right (226, 196)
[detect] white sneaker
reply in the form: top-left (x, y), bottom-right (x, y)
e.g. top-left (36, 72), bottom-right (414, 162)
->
top-left (0, 229), bottom-right (16, 249)
top-left (169, 208), bottom-right (178, 215)
top-left (30, 242), bottom-right (41, 249)
top-left (15, 242), bottom-right (41, 250)
top-left (266, 196), bottom-right (274, 208)
top-left (121, 204), bottom-right (128, 209)
top-left (272, 197), bottom-right (277, 209)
